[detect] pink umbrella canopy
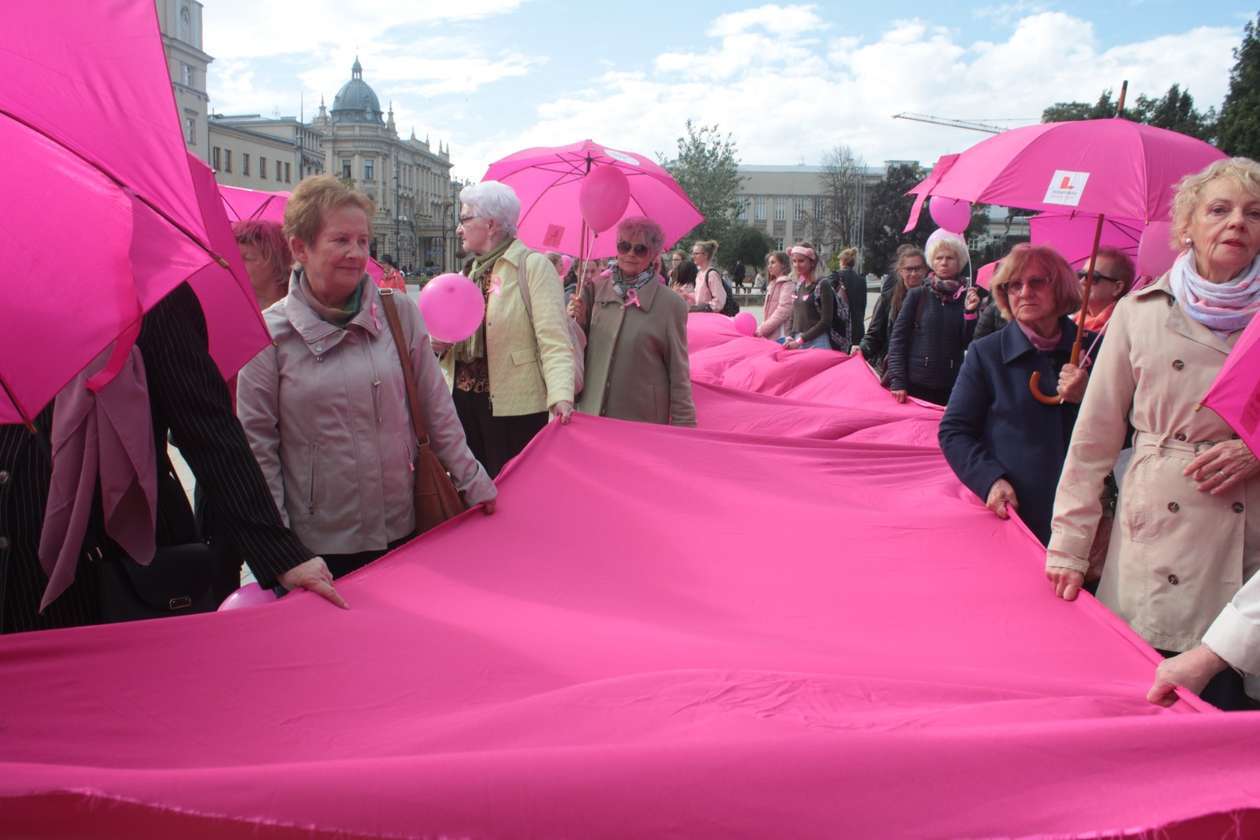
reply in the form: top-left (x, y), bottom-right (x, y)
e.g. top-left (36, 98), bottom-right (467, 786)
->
top-left (482, 139), bottom-right (704, 259)
top-left (905, 119), bottom-right (1225, 232)
top-left (1, 0), bottom-right (267, 425)
top-left (1030, 212), bottom-right (1143, 267)
top-left (219, 184), bottom-right (290, 223)
top-left (1203, 305), bottom-right (1260, 459)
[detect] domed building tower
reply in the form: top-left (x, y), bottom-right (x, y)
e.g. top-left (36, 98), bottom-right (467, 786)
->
top-left (312, 58), bottom-right (456, 272)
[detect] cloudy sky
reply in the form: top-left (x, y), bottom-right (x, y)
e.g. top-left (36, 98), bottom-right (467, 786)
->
top-left (202, 0), bottom-right (1254, 180)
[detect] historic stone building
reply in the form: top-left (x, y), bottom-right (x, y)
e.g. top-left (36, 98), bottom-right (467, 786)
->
top-left (310, 59), bottom-right (456, 271)
top-left (157, 2), bottom-right (459, 272)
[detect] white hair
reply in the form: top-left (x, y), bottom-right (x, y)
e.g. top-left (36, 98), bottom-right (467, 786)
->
top-left (926, 233), bottom-right (970, 267)
top-left (460, 181), bottom-right (520, 237)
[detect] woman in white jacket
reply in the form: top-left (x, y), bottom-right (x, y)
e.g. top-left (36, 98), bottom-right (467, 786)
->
top-left (237, 175), bottom-right (496, 578)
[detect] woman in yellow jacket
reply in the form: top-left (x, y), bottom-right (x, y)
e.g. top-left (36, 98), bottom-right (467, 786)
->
top-left (449, 181), bottom-right (576, 476)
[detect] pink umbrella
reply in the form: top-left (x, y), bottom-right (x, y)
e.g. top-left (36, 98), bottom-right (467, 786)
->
top-left (1030, 212), bottom-right (1143, 267)
top-left (974, 261), bottom-right (998, 291)
top-left (905, 118), bottom-right (1224, 404)
top-left (215, 186), bottom-right (387, 282)
top-left (1203, 316), bottom-right (1260, 459)
top-left (220, 184), bottom-right (290, 223)
top-left (1, 2), bottom-right (266, 426)
top-left (482, 139), bottom-right (704, 259)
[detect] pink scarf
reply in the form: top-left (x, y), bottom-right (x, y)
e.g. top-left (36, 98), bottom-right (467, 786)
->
top-left (37, 336), bottom-right (158, 611)
top-left (1016, 320), bottom-right (1062, 352)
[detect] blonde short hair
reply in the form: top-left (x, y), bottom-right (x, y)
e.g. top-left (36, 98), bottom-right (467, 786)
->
top-left (284, 175), bottom-right (375, 245)
top-left (838, 247), bottom-right (858, 267)
top-left (990, 244), bottom-right (1081, 320)
top-left (1170, 157), bottom-right (1260, 251)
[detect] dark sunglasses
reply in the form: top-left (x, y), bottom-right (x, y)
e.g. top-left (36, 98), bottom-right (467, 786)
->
top-left (1006, 276), bottom-right (1050, 296)
top-left (616, 241), bottom-right (650, 256)
top-left (1077, 269), bottom-right (1119, 283)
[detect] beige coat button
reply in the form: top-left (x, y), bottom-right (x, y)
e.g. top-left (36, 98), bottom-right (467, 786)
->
top-left (1167, 501), bottom-right (1180, 512)
top-left (1168, 574), bottom-right (1180, 585)
top-left (1234, 502), bottom-right (1245, 513)
top-left (1172, 359), bottom-right (1185, 370)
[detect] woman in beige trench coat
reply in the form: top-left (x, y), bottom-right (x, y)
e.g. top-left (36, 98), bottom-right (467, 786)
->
top-left (568, 216), bottom-right (696, 427)
top-left (1046, 157), bottom-right (1260, 709)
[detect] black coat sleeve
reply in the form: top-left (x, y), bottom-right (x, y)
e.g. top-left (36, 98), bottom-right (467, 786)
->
top-left (138, 284), bottom-right (313, 587)
top-left (885, 287), bottom-right (920, 391)
top-left (860, 289), bottom-right (892, 360)
top-left (938, 346), bottom-right (1007, 506)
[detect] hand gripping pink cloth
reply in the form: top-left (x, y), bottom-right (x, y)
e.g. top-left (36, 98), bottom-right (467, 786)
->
top-left (3, 314), bottom-right (1260, 838)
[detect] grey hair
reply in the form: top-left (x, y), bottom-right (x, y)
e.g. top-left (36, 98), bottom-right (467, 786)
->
top-left (926, 233), bottom-right (970, 267)
top-left (616, 216), bottom-right (665, 252)
top-left (460, 180), bottom-right (520, 237)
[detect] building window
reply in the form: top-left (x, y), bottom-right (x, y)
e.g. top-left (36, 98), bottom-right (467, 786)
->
top-left (364, 159), bottom-right (375, 181)
top-left (284, 162), bottom-right (291, 183)
top-left (223, 149), bottom-right (232, 173)
top-left (275, 159), bottom-right (281, 181)
top-left (754, 196), bottom-right (766, 221)
top-left (737, 199), bottom-right (748, 221)
top-left (211, 146), bottom-right (220, 170)
top-left (243, 153), bottom-right (250, 176)
top-left (342, 159), bottom-right (352, 179)
top-left (185, 115), bottom-right (195, 144)
top-left (775, 198), bottom-right (785, 222)
top-left (260, 156), bottom-right (267, 179)
top-left (795, 198), bottom-right (806, 221)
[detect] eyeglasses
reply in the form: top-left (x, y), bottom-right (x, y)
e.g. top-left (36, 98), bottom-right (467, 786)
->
top-left (1006, 275), bottom-right (1051, 296)
top-left (457, 215), bottom-right (480, 225)
top-left (617, 241), bottom-right (650, 257)
top-left (1077, 270), bottom-right (1119, 283)
top-left (901, 264), bottom-right (927, 274)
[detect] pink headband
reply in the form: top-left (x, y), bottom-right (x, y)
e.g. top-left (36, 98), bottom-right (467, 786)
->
top-left (789, 246), bottom-right (816, 260)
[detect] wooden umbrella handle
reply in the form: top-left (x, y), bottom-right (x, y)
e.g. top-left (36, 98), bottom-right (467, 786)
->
top-left (1026, 213), bottom-right (1106, 405)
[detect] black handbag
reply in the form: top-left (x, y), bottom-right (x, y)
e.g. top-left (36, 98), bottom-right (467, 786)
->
top-left (96, 542), bottom-right (220, 622)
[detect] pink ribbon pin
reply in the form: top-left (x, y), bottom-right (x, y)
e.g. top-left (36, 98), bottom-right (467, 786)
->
top-left (624, 288), bottom-right (641, 309)
top-left (488, 275), bottom-right (503, 296)
top-left (370, 301), bottom-right (382, 331)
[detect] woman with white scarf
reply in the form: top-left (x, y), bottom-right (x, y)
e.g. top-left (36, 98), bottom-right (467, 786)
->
top-left (1046, 157), bottom-right (1260, 710)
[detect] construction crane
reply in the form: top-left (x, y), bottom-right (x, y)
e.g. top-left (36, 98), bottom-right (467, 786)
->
top-left (891, 113), bottom-right (1008, 134)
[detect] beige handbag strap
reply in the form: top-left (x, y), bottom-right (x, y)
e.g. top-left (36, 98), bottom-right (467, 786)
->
top-left (378, 289), bottom-right (431, 447)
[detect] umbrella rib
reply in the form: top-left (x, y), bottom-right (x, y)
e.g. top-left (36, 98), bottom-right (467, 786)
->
top-left (0, 107), bottom-right (229, 269)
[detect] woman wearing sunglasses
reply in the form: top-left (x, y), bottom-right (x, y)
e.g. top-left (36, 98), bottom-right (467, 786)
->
top-left (1076, 248), bottom-right (1136, 332)
top-left (568, 217), bottom-right (696, 426)
top-left (938, 244), bottom-right (1092, 545)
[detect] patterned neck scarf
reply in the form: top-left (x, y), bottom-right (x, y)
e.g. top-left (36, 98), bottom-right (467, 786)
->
top-left (454, 237), bottom-right (515, 364)
top-left (1170, 250), bottom-right (1260, 337)
top-left (612, 266), bottom-right (655, 308)
top-left (929, 273), bottom-right (962, 299)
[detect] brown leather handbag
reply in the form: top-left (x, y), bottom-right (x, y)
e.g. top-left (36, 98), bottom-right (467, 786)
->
top-left (378, 289), bottom-right (467, 533)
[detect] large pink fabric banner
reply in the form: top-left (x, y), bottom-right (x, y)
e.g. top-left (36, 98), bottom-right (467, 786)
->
top-left (3, 317), bottom-right (1260, 838)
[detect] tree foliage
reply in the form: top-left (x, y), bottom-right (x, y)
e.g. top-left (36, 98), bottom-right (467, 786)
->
top-left (803, 145), bottom-right (866, 252)
top-left (859, 162), bottom-right (928, 277)
top-left (663, 121), bottom-right (743, 251)
top-left (726, 224), bottom-right (775, 271)
top-left (1218, 13), bottom-right (1260, 159)
top-left (1042, 84), bottom-right (1217, 142)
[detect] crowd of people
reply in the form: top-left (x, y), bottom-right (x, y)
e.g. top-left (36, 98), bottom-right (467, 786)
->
top-left (2, 156), bottom-right (1259, 712)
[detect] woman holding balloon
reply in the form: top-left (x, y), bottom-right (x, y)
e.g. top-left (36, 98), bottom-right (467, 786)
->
top-left (237, 175), bottom-right (496, 578)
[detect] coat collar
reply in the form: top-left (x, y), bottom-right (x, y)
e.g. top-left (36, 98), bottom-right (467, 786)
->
top-left (1137, 272), bottom-right (1234, 355)
top-left (593, 274), bottom-right (663, 312)
top-left (999, 315), bottom-right (1078, 364)
top-left (284, 270), bottom-right (384, 353)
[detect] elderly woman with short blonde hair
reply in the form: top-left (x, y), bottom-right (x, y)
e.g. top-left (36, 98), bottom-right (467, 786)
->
top-left (884, 233), bottom-right (980, 404)
top-left (939, 244), bottom-right (1090, 545)
top-left (1046, 157), bottom-right (1260, 710)
top-left (568, 217), bottom-right (695, 426)
top-left (450, 180), bottom-right (576, 475)
top-left (237, 175), bottom-right (496, 578)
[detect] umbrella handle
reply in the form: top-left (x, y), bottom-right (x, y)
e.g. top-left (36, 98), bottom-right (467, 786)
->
top-left (1025, 213), bottom-right (1106, 406)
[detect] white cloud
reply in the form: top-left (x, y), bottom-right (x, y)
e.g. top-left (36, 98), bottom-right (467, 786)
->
top-left (445, 8), bottom-right (1235, 178)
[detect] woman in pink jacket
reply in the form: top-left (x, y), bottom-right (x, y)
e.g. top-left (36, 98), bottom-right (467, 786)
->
top-left (756, 250), bottom-right (794, 341)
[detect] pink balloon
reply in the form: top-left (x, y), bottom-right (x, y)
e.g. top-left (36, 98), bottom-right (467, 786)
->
top-left (1138, 220), bottom-right (1179, 280)
top-left (579, 165), bottom-right (630, 233)
top-left (218, 583), bottom-right (277, 611)
top-left (418, 273), bottom-right (487, 343)
top-left (928, 196), bottom-right (973, 234)
top-left (732, 311), bottom-right (757, 336)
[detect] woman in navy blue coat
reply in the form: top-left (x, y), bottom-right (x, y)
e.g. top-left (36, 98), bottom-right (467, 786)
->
top-left (939, 245), bottom-right (1095, 545)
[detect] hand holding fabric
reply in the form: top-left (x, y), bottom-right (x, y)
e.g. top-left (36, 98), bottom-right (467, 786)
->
top-left (1147, 644), bottom-right (1229, 706)
top-left (551, 400), bottom-right (574, 424)
top-left (279, 557), bottom-right (349, 609)
top-left (1057, 363), bottom-right (1088, 404)
top-left (891, 389), bottom-right (907, 404)
top-left (986, 478), bottom-right (1018, 519)
top-left (1046, 566), bottom-right (1085, 601)
top-left (1185, 439), bottom-right (1260, 495)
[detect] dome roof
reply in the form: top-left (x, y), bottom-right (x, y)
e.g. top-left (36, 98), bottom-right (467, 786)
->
top-left (331, 58), bottom-right (383, 124)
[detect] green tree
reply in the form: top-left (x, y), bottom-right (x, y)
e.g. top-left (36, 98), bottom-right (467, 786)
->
top-left (1218, 13), bottom-right (1260, 159)
top-left (860, 161), bottom-right (928, 276)
top-left (663, 120), bottom-right (744, 251)
top-left (726, 224), bottom-right (775, 271)
top-left (1043, 84), bottom-right (1216, 141)
top-left (1041, 89), bottom-right (1118, 123)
